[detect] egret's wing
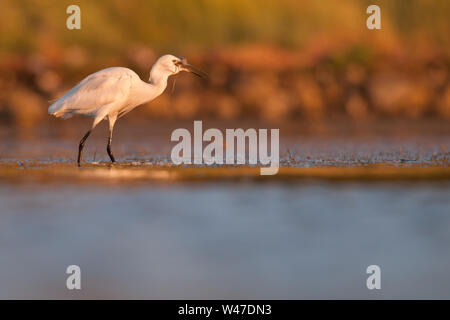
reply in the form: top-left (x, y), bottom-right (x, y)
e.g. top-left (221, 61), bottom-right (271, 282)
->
top-left (49, 68), bottom-right (133, 118)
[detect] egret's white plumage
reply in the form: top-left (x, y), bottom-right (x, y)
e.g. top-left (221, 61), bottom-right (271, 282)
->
top-left (49, 67), bottom-right (135, 120)
top-left (48, 54), bottom-right (207, 166)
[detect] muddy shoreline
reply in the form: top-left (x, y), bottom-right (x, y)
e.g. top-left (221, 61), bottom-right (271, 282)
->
top-left (1, 162), bottom-right (449, 184)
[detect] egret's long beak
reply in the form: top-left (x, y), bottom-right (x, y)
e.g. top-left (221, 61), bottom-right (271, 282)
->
top-left (181, 63), bottom-right (208, 78)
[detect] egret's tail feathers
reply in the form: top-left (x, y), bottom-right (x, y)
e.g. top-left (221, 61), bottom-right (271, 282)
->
top-left (52, 110), bottom-right (74, 119)
top-left (48, 100), bottom-right (73, 119)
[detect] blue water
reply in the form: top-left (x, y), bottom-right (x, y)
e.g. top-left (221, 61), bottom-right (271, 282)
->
top-left (0, 181), bottom-right (449, 299)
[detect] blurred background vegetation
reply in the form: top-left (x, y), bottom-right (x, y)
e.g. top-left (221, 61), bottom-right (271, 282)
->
top-left (0, 0), bottom-right (449, 129)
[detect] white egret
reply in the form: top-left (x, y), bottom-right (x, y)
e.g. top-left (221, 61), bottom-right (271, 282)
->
top-left (48, 54), bottom-right (207, 166)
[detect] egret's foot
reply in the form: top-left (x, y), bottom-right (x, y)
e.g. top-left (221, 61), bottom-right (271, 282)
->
top-left (107, 160), bottom-right (117, 167)
top-left (77, 153), bottom-right (82, 167)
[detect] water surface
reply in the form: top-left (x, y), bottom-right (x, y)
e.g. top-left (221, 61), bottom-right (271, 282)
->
top-left (1, 181), bottom-right (449, 299)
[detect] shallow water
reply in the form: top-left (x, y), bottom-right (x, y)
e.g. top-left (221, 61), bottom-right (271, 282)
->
top-left (0, 181), bottom-right (449, 299)
top-left (1, 120), bottom-right (449, 167)
top-left (0, 120), bottom-right (449, 298)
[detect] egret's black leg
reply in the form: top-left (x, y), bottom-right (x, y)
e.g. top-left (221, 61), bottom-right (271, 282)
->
top-left (107, 136), bottom-right (115, 163)
top-left (107, 115), bottom-right (118, 164)
top-left (77, 129), bottom-right (92, 167)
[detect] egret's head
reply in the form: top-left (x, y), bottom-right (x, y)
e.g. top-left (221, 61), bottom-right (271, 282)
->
top-left (154, 54), bottom-right (208, 78)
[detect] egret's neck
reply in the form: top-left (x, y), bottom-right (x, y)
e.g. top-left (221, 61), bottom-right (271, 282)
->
top-left (149, 68), bottom-right (170, 93)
